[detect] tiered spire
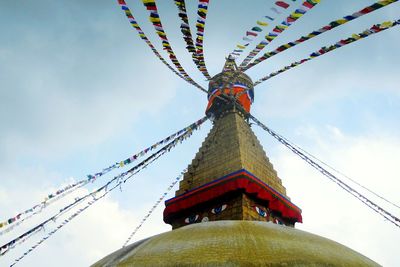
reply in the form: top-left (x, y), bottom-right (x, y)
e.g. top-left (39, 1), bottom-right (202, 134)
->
top-left (163, 59), bottom-right (302, 229)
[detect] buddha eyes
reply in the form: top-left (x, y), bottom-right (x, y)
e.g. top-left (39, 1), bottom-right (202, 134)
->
top-left (255, 206), bottom-right (268, 218)
top-left (184, 214), bottom-right (199, 224)
top-left (211, 204), bottom-right (227, 215)
top-left (184, 204), bottom-right (228, 224)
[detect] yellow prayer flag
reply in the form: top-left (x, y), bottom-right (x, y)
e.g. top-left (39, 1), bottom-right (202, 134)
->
top-left (149, 17), bottom-right (160, 23)
top-left (257, 21), bottom-right (268, 26)
top-left (336, 19), bottom-right (347, 25)
top-left (142, 0), bottom-right (155, 3)
top-left (291, 13), bottom-right (303, 19)
top-left (198, 8), bottom-right (208, 13)
top-left (378, 0), bottom-right (397, 5)
top-left (237, 45), bottom-right (246, 49)
top-left (381, 21), bottom-right (393, 28)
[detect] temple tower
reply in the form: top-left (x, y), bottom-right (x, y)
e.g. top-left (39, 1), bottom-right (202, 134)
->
top-left (163, 57), bottom-right (302, 229)
top-left (92, 57), bottom-right (379, 267)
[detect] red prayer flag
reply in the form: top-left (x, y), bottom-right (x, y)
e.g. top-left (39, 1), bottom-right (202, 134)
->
top-left (275, 1), bottom-right (289, 9)
top-left (118, 0), bottom-right (126, 5)
top-left (246, 31), bottom-right (258, 37)
top-left (359, 7), bottom-right (374, 14)
top-left (303, 2), bottom-right (314, 9)
top-left (146, 6), bottom-right (157, 11)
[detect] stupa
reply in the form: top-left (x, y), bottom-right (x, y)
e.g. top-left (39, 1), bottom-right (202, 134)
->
top-left (92, 57), bottom-right (379, 266)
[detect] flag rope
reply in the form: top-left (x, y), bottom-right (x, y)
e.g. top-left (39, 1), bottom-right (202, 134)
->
top-left (122, 168), bottom-right (186, 247)
top-left (9, 152), bottom-right (164, 267)
top-left (0, 117), bottom-right (207, 234)
top-left (0, 117), bottom-right (208, 260)
top-left (174, 0), bottom-right (212, 79)
top-left (117, 0), bottom-right (207, 93)
top-left (290, 142), bottom-right (400, 211)
top-left (253, 19), bottom-right (400, 86)
top-left (140, 0), bottom-right (206, 89)
top-left (192, 0), bottom-right (211, 80)
top-left (249, 113), bottom-right (400, 228)
top-left (238, 0), bottom-right (321, 68)
top-left (243, 0), bottom-right (399, 71)
top-left (230, 0), bottom-right (296, 58)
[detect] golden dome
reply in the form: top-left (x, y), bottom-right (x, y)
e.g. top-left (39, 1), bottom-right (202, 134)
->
top-left (92, 220), bottom-right (378, 266)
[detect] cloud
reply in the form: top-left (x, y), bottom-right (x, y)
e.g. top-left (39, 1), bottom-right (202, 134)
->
top-left (270, 124), bottom-right (400, 266)
top-left (253, 61), bottom-right (400, 119)
top-left (1, 1), bottom-right (399, 267)
top-left (0, 182), bottom-right (170, 267)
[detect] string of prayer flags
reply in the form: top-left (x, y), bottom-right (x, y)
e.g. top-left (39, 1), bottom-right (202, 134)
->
top-left (0, 117), bottom-right (207, 236)
top-left (9, 154), bottom-right (157, 266)
top-left (1, 225), bottom-right (44, 259)
top-left (254, 19), bottom-right (400, 86)
top-left (192, 0), bottom-right (211, 79)
top-left (244, 0), bottom-right (399, 71)
top-left (231, 1), bottom-right (297, 58)
top-left (249, 114), bottom-right (400, 229)
top-left (8, 151), bottom-right (168, 266)
top-left (239, 0), bottom-right (320, 68)
top-left (117, 0), bottom-right (207, 93)
top-left (123, 169), bottom-right (186, 247)
top-left (0, 180), bottom-right (87, 235)
top-left (141, 0), bottom-right (207, 86)
top-left (86, 117), bottom-right (208, 181)
top-left (1, 117), bottom-right (208, 259)
top-left (174, 0), bottom-right (211, 79)
top-left (9, 191), bottom-right (108, 266)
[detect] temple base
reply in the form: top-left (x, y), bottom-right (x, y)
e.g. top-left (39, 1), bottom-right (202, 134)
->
top-left (164, 169), bottom-right (302, 229)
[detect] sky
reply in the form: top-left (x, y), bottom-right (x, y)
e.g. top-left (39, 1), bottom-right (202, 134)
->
top-left (0, 0), bottom-right (399, 266)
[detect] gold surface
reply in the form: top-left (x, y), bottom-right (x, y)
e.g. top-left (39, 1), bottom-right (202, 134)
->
top-left (176, 111), bottom-right (287, 196)
top-left (92, 220), bottom-right (379, 267)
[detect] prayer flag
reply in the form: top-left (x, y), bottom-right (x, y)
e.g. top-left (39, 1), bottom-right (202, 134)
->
top-left (257, 21), bottom-right (269, 26)
top-left (246, 31), bottom-right (258, 37)
top-left (275, 1), bottom-right (290, 9)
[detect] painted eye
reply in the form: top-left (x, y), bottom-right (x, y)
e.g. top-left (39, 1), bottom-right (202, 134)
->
top-left (255, 206), bottom-right (268, 218)
top-left (211, 204), bottom-right (227, 214)
top-left (184, 214), bottom-right (199, 224)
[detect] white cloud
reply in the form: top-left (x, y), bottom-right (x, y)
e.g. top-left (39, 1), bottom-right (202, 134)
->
top-left (254, 64), bottom-right (400, 119)
top-left (0, 183), bottom-right (170, 267)
top-left (271, 125), bottom-right (400, 266)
